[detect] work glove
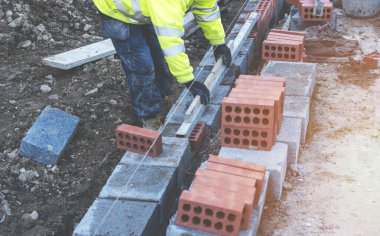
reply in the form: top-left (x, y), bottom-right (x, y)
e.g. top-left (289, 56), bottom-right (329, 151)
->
top-left (213, 44), bottom-right (232, 67)
top-left (184, 80), bottom-right (211, 105)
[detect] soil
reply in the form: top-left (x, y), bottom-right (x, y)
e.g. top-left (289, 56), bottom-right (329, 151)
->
top-left (259, 11), bottom-right (380, 236)
top-left (0, 0), bottom-right (245, 235)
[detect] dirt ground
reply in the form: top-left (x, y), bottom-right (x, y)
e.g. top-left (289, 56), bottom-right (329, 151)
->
top-left (259, 11), bottom-right (380, 236)
top-left (0, 0), bottom-right (245, 235)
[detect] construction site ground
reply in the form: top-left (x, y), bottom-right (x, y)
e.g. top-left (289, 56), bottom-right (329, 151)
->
top-left (1, 0), bottom-right (380, 235)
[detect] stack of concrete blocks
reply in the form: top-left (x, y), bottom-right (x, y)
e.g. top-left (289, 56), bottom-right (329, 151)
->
top-left (262, 29), bottom-right (306, 62)
top-left (221, 75), bottom-right (286, 151)
top-left (175, 155), bottom-right (266, 235)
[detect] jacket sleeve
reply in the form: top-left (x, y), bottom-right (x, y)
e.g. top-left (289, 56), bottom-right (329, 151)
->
top-left (146, 1), bottom-right (193, 83)
top-left (191, 0), bottom-right (225, 46)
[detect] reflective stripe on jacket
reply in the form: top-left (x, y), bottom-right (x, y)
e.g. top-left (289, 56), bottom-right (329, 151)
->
top-left (93, 0), bottom-right (225, 83)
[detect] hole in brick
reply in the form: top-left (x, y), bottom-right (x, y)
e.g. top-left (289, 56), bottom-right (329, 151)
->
top-left (126, 142), bottom-right (132, 148)
top-left (203, 219), bottom-right (212, 227)
top-left (270, 46), bottom-right (276, 51)
top-left (261, 132), bottom-right (268, 138)
top-left (216, 211), bottom-right (225, 219)
top-left (261, 141), bottom-right (268, 147)
top-left (304, 14), bottom-right (309, 19)
top-left (214, 222), bottom-right (223, 230)
top-left (225, 106), bottom-right (232, 113)
top-left (304, 8), bottom-right (309, 13)
top-left (224, 137), bottom-right (231, 144)
top-left (264, 45), bottom-right (270, 50)
top-left (263, 109), bottom-right (270, 115)
top-left (194, 206), bottom-right (202, 214)
top-left (224, 128), bottom-right (232, 135)
top-left (192, 216), bottom-right (201, 225)
top-left (327, 9), bottom-right (331, 13)
top-left (291, 54), bottom-right (296, 59)
top-left (133, 144), bottom-right (138, 149)
top-left (243, 117), bottom-right (250, 123)
top-left (262, 118), bottom-right (269, 125)
top-left (244, 108), bottom-right (251, 114)
top-left (243, 130), bottom-right (250, 137)
top-left (118, 141), bottom-right (125, 146)
top-left (251, 140), bottom-right (259, 146)
top-left (140, 146), bottom-right (146, 151)
top-left (253, 108), bottom-right (260, 114)
top-left (284, 54), bottom-right (289, 59)
top-left (181, 214), bottom-right (189, 222)
top-left (271, 52), bottom-right (276, 58)
top-left (234, 116), bottom-right (241, 123)
top-left (291, 47), bottom-right (296, 52)
top-left (327, 15), bottom-right (331, 19)
top-left (278, 46), bottom-right (283, 51)
top-left (118, 133), bottom-right (123, 138)
top-left (252, 130), bottom-right (259, 137)
top-left (227, 214), bottom-right (236, 222)
top-left (205, 208), bottom-right (213, 216)
top-left (225, 115), bottom-right (232, 122)
top-left (183, 204), bottom-right (191, 211)
top-left (132, 136), bottom-right (138, 142)
top-left (278, 54), bottom-right (283, 58)
top-left (139, 138), bottom-right (145, 144)
top-left (284, 47), bottom-right (290, 52)
top-left (264, 52), bottom-right (270, 57)
top-left (226, 225), bottom-right (234, 233)
top-left (243, 139), bottom-right (249, 145)
top-left (233, 138), bottom-right (240, 145)
top-left (234, 107), bottom-right (242, 113)
top-left (147, 140), bottom-right (152, 145)
top-left (233, 129), bottom-right (240, 136)
top-left (310, 14), bottom-right (315, 19)
top-left (126, 134), bottom-right (131, 140)
top-left (253, 117), bottom-right (260, 124)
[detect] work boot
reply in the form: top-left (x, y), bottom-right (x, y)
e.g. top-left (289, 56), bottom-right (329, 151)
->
top-left (142, 116), bottom-right (162, 131)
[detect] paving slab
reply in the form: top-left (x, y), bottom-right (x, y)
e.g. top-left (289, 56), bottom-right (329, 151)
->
top-left (284, 95), bottom-right (310, 143)
top-left (73, 198), bottom-right (161, 236)
top-left (277, 117), bottom-right (302, 166)
top-left (19, 106), bottom-right (79, 165)
top-left (261, 61), bottom-right (317, 98)
top-left (218, 142), bottom-right (288, 200)
top-left (199, 104), bottom-right (222, 134)
top-left (166, 171), bottom-right (270, 236)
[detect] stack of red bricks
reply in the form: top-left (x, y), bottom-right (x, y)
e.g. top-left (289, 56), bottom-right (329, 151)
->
top-left (262, 29), bottom-right (306, 62)
top-left (298, 0), bottom-right (333, 22)
top-left (176, 155), bottom-right (266, 236)
top-left (221, 75), bottom-right (285, 151)
top-left (250, 0), bottom-right (278, 39)
top-left (116, 124), bottom-right (162, 157)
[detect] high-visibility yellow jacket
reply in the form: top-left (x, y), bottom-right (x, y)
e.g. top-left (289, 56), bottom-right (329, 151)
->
top-left (93, 0), bottom-right (225, 83)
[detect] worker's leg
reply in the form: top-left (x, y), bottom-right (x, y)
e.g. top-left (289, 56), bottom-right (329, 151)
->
top-left (100, 15), bottom-right (163, 120)
top-left (142, 24), bottom-right (173, 97)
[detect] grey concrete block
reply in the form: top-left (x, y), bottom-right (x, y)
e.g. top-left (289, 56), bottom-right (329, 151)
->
top-left (199, 104), bottom-right (221, 134)
top-left (221, 65), bottom-right (240, 86)
top-left (166, 171), bottom-right (270, 236)
top-left (218, 142), bottom-right (288, 200)
top-left (261, 61), bottom-right (317, 98)
top-left (73, 198), bottom-right (161, 236)
top-left (161, 123), bottom-right (181, 137)
top-left (210, 85), bottom-right (231, 105)
top-left (284, 95), bottom-right (310, 143)
top-left (277, 117), bottom-right (302, 166)
top-left (120, 137), bottom-right (193, 191)
top-left (233, 51), bottom-right (249, 74)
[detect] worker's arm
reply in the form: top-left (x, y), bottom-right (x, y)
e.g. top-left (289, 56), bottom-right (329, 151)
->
top-left (146, 1), bottom-right (193, 84)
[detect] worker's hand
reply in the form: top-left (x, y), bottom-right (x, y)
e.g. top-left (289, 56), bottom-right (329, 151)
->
top-left (184, 80), bottom-right (210, 105)
top-left (213, 44), bottom-right (232, 67)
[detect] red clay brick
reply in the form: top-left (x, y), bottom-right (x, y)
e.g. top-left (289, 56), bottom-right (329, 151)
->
top-left (116, 124), bottom-right (162, 157)
top-left (188, 122), bottom-right (208, 154)
top-left (270, 29), bottom-right (305, 36)
top-left (362, 52), bottom-right (379, 69)
top-left (177, 190), bottom-right (245, 236)
top-left (262, 40), bottom-right (302, 62)
top-left (195, 168), bottom-right (256, 189)
top-left (238, 75), bottom-right (286, 85)
top-left (234, 79), bottom-right (284, 88)
top-left (208, 155), bottom-right (266, 173)
top-left (222, 97), bottom-right (275, 129)
top-left (191, 184), bottom-right (254, 229)
top-left (298, 0), bottom-right (333, 22)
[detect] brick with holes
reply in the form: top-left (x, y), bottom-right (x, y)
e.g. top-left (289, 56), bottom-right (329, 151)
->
top-left (234, 79), bottom-right (285, 88)
top-left (195, 168), bottom-right (256, 189)
top-left (298, 0), bottom-right (333, 22)
top-left (176, 190), bottom-right (244, 236)
top-left (222, 97), bottom-right (276, 130)
top-left (203, 162), bottom-right (264, 206)
top-left (116, 124), bottom-right (162, 157)
top-left (237, 75), bottom-right (286, 86)
top-left (188, 122), bottom-right (208, 154)
top-left (262, 40), bottom-right (303, 62)
top-left (208, 155), bottom-right (266, 173)
top-left (190, 183), bottom-right (254, 229)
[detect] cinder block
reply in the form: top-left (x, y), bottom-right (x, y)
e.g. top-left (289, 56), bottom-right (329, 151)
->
top-left (284, 95), bottom-right (310, 143)
top-left (19, 106), bottom-right (80, 165)
top-left (176, 190), bottom-right (244, 236)
top-left (73, 198), bottom-right (161, 236)
top-left (210, 85), bottom-right (231, 105)
top-left (277, 117), bottom-right (302, 165)
top-left (232, 51), bottom-right (249, 74)
top-left (199, 104), bottom-right (222, 134)
top-left (221, 65), bottom-right (240, 86)
top-left (116, 124), bottom-right (162, 157)
top-left (261, 61), bottom-right (317, 98)
top-left (166, 171), bottom-right (270, 236)
top-left (219, 142), bottom-right (288, 200)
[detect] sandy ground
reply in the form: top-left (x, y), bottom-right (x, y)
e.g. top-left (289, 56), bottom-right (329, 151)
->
top-left (259, 11), bottom-right (380, 236)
